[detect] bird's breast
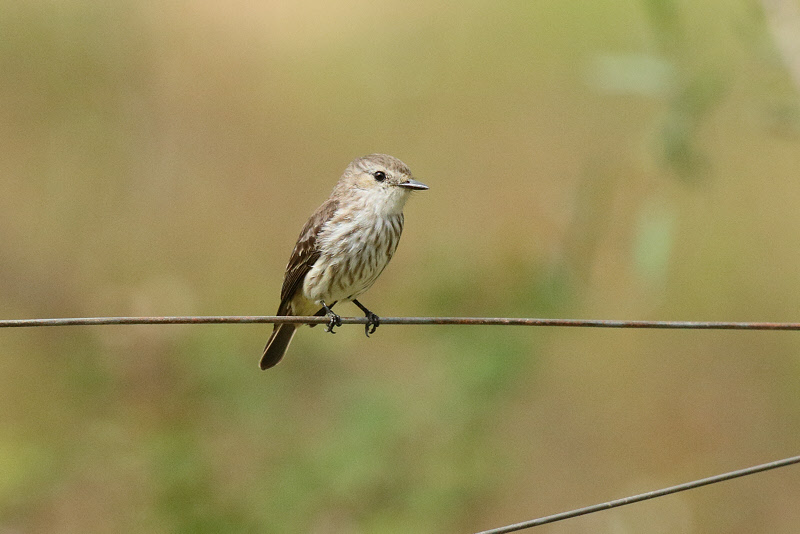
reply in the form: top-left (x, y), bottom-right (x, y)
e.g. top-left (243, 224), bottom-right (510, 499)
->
top-left (302, 212), bottom-right (404, 303)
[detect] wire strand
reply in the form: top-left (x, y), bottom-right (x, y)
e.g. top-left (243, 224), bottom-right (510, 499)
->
top-left (2, 316), bottom-right (800, 329)
top-left (475, 455), bottom-right (800, 533)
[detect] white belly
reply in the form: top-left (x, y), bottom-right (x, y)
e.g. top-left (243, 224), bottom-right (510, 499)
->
top-left (302, 214), bottom-right (402, 305)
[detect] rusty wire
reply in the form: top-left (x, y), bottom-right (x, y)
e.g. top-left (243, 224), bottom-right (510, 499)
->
top-left (475, 455), bottom-right (800, 533)
top-left (2, 315), bottom-right (800, 329)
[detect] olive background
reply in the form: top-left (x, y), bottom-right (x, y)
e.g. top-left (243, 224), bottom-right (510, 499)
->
top-left (2, 1), bottom-right (800, 532)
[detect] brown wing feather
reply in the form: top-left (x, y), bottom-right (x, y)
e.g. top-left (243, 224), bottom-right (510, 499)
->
top-left (276, 198), bottom-right (339, 314)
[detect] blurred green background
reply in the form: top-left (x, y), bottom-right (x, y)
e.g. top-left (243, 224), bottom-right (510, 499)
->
top-left (2, 1), bottom-right (800, 532)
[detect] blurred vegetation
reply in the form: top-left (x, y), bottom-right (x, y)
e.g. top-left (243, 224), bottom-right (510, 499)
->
top-left (2, 1), bottom-right (800, 532)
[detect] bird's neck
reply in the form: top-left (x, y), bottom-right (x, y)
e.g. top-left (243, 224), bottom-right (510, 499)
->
top-left (354, 187), bottom-right (409, 217)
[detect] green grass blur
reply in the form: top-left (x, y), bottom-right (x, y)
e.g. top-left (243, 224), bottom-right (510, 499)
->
top-left (2, 1), bottom-right (800, 532)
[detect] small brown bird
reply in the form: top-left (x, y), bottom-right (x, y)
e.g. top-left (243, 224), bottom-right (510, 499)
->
top-left (260, 154), bottom-right (428, 369)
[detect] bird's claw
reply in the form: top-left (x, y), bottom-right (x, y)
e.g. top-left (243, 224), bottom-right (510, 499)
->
top-left (325, 310), bottom-right (342, 333)
top-left (364, 312), bottom-right (380, 337)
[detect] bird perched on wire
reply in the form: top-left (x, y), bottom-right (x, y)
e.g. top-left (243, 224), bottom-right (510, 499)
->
top-left (260, 154), bottom-right (428, 370)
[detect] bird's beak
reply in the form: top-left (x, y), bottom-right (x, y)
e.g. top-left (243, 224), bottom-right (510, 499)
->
top-left (398, 178), bottom-right (429, 190)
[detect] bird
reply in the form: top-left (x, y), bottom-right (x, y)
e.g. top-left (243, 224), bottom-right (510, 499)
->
top-left (260, 154), bottom-right (428, 370)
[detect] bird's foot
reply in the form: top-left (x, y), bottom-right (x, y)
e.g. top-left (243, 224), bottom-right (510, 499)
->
top-left (322, 302), bottom-right (342, 334)
top-left (353, 299), bottom-right (380, 337)
top-left (364, 311), bottom-right (380, 337)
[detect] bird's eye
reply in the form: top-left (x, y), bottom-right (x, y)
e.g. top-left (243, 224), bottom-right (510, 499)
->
top-left (373, 171), bottom-right (386, 182)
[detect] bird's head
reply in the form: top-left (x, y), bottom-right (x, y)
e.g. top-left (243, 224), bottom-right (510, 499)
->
top-left (335, 154), bottom-right (428, 214)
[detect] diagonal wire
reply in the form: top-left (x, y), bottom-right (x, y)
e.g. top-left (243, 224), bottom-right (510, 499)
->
top-left (2, 316), bottom-right (800, 329)
top-left (475, 455), bottom-right (800, 534)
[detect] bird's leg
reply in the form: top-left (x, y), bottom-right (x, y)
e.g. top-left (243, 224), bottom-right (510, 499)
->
top-left (353, 299), bottom-right (380, 337)
top-left (321, 301), bottom-right (342, 333)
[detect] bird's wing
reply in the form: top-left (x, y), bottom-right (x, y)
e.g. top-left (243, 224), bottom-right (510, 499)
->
top-left (277, 198), bottom-right (339, 314)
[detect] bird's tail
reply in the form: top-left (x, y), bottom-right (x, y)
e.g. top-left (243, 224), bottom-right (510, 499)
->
top-left (260, 324), bottom-right (297, 370)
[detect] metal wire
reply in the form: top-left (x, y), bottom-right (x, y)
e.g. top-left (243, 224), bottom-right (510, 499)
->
top-left (475, 455), bottom-right (800, 533)
top-left (2, 315), bottom-right (800, 329)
